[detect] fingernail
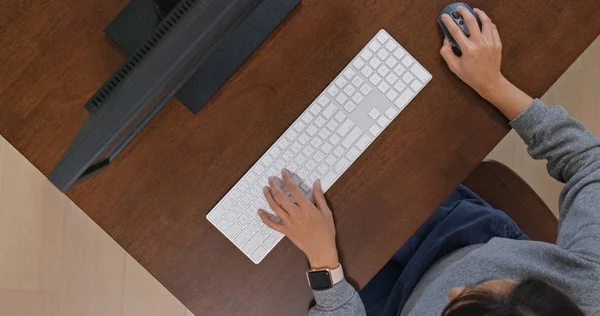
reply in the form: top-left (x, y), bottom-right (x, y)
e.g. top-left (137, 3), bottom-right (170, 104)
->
top-left (263, 186), bottom-right (269, 192)
top-left (282, 169), bottom-right (290, 176)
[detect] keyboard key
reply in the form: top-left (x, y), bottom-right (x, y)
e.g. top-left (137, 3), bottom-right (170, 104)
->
top-left (318, 95), bottom-right (330, 106)
top-left (368, 108), bottom-right (381, 119)
top-left (221, 197), bottom-right (234, 209)
top-left (266, 167), bottom-right (278, 178)
top-left (352, 93), bottom-right (364, 104)
top-left (369, 57), bottom-right (382, 69)
top-left (369, 74), bottom-right (382, 85)
top-left (250, 245), bottom-right (268, 262)
top-left (410, 63), bottom-right (431, 82)
top-left (322, 104), bottom-right (337, 118)
top-left (274, 159), bottom-right (286, 170)
top-left (321, 142), bottom-right (333, 154)
top-left (360, 84), bottom-right (372, 95)
top-left (234, 228), bottom-right (254, 246)
top-left (368, 40), bottom-right (381, 52)
top-left (317, 163), bottom-right (329, 175)
top-left (321, 171), bottom-right (338, 191)
top-left (377, 49), bottom-right (389, 60)
top-left (343, 68), bottom-right (356, 79)
top-left (301, 112), bottom-right (314, 124)
top-left (360, 49), bottom-right (373, 61)
top-left (385, 107), bottom-right (399, 119)
top-left (241, 193), bottom-right (254, 205)
top-left (290, 141), bottom-right (302, 153)
top-left (402, 72), bottom-right (414, 84)
top-left (233, 200), bottom-right (247, 214)
top-left (260, 225), bottom-right (272, 235)
top-left (318, 128), bottom-right (331, 140)
top-left (310, 137), bottom-right (323, 148)
top-left (351, 76), bottom-right (364, 87)
top-left (309, 103), bottom-right (322, 115)
top-left (337, 119), bottom-right (355, 136)
top-left (217, 218), bottom-right (231, 231)
top-left (244, 172), bottom-right (258, 184)
top-left (384, 39), bottom-right (397, 51)
top-left (394, 81), bottom-right (406, 92)
top-left (393, 47), bottom-right (406, 59)
top-left (305, 159), bottom-right (317, 171)
top-left (252, 195), bottom-right (265, 209)
top-left (327, 85), bottom-right (340, 97)
top-left (335, 93), bottom-right (348, 105)
top-left (208, 206), bottom-right (226, 222)
top-left (369, 124), bottom-right (382, 136)
top-left (402, 55), bottom-right (414, 67)
top-left (229, 188), bottom-right (242, 201)
top-left (352, 57), bottom-right (366, 70)
top-left (294, 153), bottom-right (307, 165)
top-left (300, 148), bottom-right (313, 162)
top-left (243, 231), bottom-right (266, 253)
top-left (334, 111), bottom-right (346, 122)
top-left (386, 89), bottom-right (399, 101)
top-left (329, 133), bottom-right (341, 145)
top-left (342, 127), bottom-right (363, 148)
top-left (226, 222), bottom-right (243, 238)
top-left (377, 65), bottom-right (390, 77)
top-left (308, 172), bottom-right (320, 182)
top-left (238, 180), bottom-right (250, 192)
top-left (393, 64), bottom-right (406, 76)
top-left (377, 116), bottom-right (391, 128)
top-left (376, 32), bottom-right (389, 43)
top-left (333, 146), bottom-right (345, 157)
top-left (285, 129), bottom-right (298, 141)
top-left (326, 120), bottom-right (339, 131)
top-left (356, 135), bottom-right (373, 150)
top-left (410, 80), bottom-right (423, 91)
top-left (313, 150), bottom-right (325, 162)
top-left (225, 211), bottom-right (237, 222)
top-left (297, 168), bottom-right (309, 179)
top-left (361, 65), bottom-right (374, 77)
top-left (263, 235), bottom-right (278, 249)
top-left (378, 81), bottom-right (390, 93)
top-left (306, 125), bottom-right (318, 136)
top-left (344, 101), bottom-right (357, 112)
top-left (293, 121), bottom-right (306, 132)
top-left (298, 133), bottom-right (310, 145)
top-left (286, 162), bottom-right (299, 173)
top-left (325, 154), bottom-right (337, 166)
top-left (262, 154), bottom-right (274, 166)
top-left (386, 73), bottom-right (399, 84)
top-left (270, 145), bottom-right (283, 157)
top-left (346, 147), bottom-right (360, 160)
top-left (334, 158), bottom-right (351, 173)
top-left (385, 56), bottom-right (398, 68)
top-left (335, 76), bottom-right (348, 88)
top-left (394, 88), bottom-right (415, 111)
top-left (343, 84), bottom-right (356, 96)
top-left (248, 219), bottom-right (262, 232)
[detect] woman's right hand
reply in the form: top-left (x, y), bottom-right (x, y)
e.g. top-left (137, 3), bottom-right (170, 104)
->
top-left (440, 7), bottom-right (504, 99)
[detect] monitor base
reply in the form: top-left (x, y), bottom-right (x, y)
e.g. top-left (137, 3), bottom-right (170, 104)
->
top-left (103, 0), bottom-right (301, 114)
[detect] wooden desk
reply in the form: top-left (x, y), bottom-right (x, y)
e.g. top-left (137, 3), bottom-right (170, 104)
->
top-left (1, 0), bottom-right (599, 315)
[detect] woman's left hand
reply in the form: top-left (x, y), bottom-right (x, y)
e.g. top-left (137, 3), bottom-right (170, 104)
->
top-left (258, 169), bottom-right (339, 269)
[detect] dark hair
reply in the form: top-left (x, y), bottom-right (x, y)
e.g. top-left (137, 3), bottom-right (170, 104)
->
top-left (442, 278), bottom-right (584, 316)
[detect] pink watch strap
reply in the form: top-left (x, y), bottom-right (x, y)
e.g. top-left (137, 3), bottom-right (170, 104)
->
top-left (329, 264), bottom-right (344, 286)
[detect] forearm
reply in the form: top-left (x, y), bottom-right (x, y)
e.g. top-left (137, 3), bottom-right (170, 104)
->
top-left (479, 75), bottom-right (533, 121)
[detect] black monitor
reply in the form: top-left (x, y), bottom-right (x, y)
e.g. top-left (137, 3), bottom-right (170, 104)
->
top-left (49, 0), bottom-right (300, 191)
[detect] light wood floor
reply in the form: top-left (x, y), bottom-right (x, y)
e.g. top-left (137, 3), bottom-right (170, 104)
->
top-left (0, 36), bottom-right (598, 316)
top-left (0, 138), bottom-right (193, 316)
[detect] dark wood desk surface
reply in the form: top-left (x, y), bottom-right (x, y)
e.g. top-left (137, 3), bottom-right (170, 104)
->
top-left (1, 0), bottom-right (599, 315)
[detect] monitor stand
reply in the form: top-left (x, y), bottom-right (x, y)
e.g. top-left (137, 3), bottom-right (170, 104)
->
top-left (102, 0), bottom-right (301, 114)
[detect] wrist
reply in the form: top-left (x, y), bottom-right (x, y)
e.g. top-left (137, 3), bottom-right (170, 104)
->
top-left (308, 250), bottom-right (339, 270)
top-left (477, 74), bottom-right (509, 102)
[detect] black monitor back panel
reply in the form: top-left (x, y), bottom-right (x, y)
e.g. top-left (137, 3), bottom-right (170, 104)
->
top-left (103, 0), bottom-right (302, 114)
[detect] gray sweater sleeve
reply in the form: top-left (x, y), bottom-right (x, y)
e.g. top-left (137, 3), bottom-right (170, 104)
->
top-left (308, 280), bottom-right (366, 316)
top-left (510, 99), bottom-right (600, 263)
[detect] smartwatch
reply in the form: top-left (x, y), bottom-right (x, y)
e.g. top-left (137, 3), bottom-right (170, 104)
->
top-left (306, 264), bottom-right (344, 290)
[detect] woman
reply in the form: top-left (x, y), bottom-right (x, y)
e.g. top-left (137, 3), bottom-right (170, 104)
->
top-left (258, 7), bottom-right (599, 316)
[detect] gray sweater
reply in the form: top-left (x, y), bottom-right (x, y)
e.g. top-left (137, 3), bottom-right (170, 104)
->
top-left (309, 99), bottom-right (600, 316)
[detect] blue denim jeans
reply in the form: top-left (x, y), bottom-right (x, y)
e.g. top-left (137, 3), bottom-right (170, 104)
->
top-left (359, 185), bottom-right (529, 316)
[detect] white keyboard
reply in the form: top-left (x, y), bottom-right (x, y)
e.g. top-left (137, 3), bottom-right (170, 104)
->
top-left (206, 29), bottom-right (432, 264)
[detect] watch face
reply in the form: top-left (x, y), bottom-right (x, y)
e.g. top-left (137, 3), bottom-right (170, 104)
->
top-left (308, 270), bottom-right (332, 290)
